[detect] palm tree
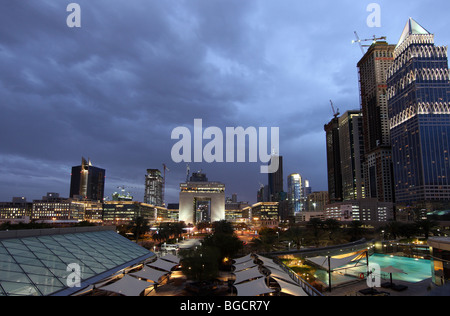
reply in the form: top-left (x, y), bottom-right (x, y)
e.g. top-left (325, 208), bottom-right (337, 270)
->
top-left (347, 221), bottom-right (364, 242)
top-left (129, 216), bottom-right (150, 243)
top-left (323, 218), bottom-right (341, 242)
top-left (284, 226), bottom-right (306, 250)
top-left (383, 221), bottom-right (402, 240)
top-left (416, 219), bottom-right (437, 239)
top-left (307, 218), bottom-right (324, 247)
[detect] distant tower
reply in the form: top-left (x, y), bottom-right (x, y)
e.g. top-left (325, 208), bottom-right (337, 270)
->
top-left (287, 174), bottom-right (302, 215)
top-left (268, 155), bottom-right (283, 201)
top-left (324, 116), bottom-right (342, 204)
top-left (70, 157), bottom-right (105, 201)
top-left (144, 169), bottom-right (164, 206)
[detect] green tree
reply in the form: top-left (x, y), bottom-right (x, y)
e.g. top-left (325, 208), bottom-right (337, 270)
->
top-left (251, 227), bottom-right (278, 252)
top-left (197, 221), bottom-right (210, 234)
top-left (415, 219), bottom-right (437, 239)
top-left (307, 218), bottom-right (324, 247)
top-left (347, 221), bottom-right (364, 242)
top-left (129, 216), bottom-right (150, 243)
top-left (212, 220), bottom-right (234, 235)
top-left (383, 221), bottom-right (402, 240)
top-left (202, 232), bottom-right (243, 262)
top-left (284, 226), bottom-right (306, 250)
top-left (180, 246), bottom-right (220, 282)
top-left (323, 218), bottom-right (341, 242)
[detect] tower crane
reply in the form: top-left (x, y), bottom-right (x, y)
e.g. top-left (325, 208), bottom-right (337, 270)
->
top-left (352, 31), bottom-right (387, 55)
top-left (330, 100), bottom-right (340, 118)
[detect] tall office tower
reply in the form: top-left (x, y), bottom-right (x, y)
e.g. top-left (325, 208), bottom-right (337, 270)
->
top-left (358, 41), bottom-right (396, 202)
top-left (324, 117), bottom-right (343, 203)
top-left (70, 157), bottom-right (105, 201)
top-left (287, 173), bottom-right (302, 215)
top-left (268, 155), bottom-right (284, 201)
top-left (144, 169), bottom-right (163, 206)
top-left (179, 171), bottom-right (225, 225)
top-left (339, 110), bottom-right (366, 200)
top-left (303, 179), bottom-right (312, 197)
top-left (387, 18), bottom-right (450, 206)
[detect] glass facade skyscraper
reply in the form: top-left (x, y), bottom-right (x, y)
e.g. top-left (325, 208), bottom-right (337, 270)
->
top-left (387, 18), bottom-right (450, 205)
top-left (287, 173), bottom-right (302, 214)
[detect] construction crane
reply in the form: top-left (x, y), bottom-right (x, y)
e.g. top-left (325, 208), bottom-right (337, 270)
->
top-left (352, 32), bottom-right (387, 55)
top-left (330, 100), bottom-right (340, 118)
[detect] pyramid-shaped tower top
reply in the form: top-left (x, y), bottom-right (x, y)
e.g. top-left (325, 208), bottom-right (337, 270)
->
top-left (397, 18), bottom-right (432, 47)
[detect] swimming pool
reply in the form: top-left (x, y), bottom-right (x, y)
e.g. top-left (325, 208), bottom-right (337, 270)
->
top-left (362, 254), bottom-right (432, 283)
top-left (314, 254), bottom-right (432, 285)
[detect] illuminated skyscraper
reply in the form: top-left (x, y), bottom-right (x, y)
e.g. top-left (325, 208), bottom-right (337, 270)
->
top-left (387, 18), bottom-right (450, 205)
top-left (287, 173), bottom-right (302, 214)
top-left (358, 41), bottom-right (396, 203)
top-left (70, 157), bottom-right (105, 202)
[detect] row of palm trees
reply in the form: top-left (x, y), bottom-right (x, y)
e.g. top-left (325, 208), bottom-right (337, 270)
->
top-left (118, 217), bottom-right (185, 244)
top-left (249, 218), bottom-right (442, 253)
top-left (249, 219), bottom-right (366, 252)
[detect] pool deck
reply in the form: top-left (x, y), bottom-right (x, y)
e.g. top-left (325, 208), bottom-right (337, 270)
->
top-left (324, 278), bottom-right (433, 296)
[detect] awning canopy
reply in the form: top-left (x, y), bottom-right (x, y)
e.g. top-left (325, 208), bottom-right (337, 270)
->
top-left (234, 277), bottom-right (275, 296)
top-left (272, 277), bottom-right (308, 297)
top-left (147, 259), bottom-right (178, 272)
top-left (98, 275), bottom-right (153, 296)
top-left (160, 253), bottom-right (180, 264)
top-left (306, 251), bottom-right (366, 272)
top-left (234, 266), bottom-right (264, 285)
top-left (129, 267), bottom-right (168, 283)
top-left (233, 254), bottom-right (253, 265)
top-left (256, 255), bottom-right (285, 272)
top-left (267, 267), bottom-right (295, 284)
top-left (234, 260), bottom-right (257, 272)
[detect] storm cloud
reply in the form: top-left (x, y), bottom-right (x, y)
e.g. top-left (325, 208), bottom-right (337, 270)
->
top-left (1, 0), bottom-right (450, 204)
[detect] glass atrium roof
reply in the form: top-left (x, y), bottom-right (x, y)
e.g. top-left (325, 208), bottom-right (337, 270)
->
top-left (0, 230), bottom-right (153, 296)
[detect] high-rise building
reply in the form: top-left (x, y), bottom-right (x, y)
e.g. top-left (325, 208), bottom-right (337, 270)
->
top-left (387, 18), bottom-right (450, 205)
top-left (70, 158), bottom-right (105, 202)
top-left (268, 155), bottom-right (284, 202)
top-left (144, 169), bottom-right (163, 206)
top-left (358, 41), bottom-right (396, 203)
top-left (339, 110), bottom-right (365, 200)
top-left (287, 173), bottom-right (302, 215)
top-left (179, 171), bottom-right (225, 225)
top-left (324, 116), bottom-right (342, 204)
top-left (325, 110), bottom-right (365, 203)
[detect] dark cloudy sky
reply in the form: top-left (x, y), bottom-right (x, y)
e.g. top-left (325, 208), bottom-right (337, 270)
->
top-left (1, 0), bottom-right (449, 204)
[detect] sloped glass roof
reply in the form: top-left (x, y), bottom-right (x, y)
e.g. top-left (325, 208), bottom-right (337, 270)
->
top-left (397, 18), bottom-right (432, 47)
top-left (0, 230), bottom-right (153, 296)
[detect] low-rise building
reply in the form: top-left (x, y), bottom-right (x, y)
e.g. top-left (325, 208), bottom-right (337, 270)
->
top-left (324, 198), bottom-right (394, 222)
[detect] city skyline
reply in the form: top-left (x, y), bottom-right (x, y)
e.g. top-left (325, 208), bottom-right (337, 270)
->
top-left (2, 1), bottom-right (450, 205)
